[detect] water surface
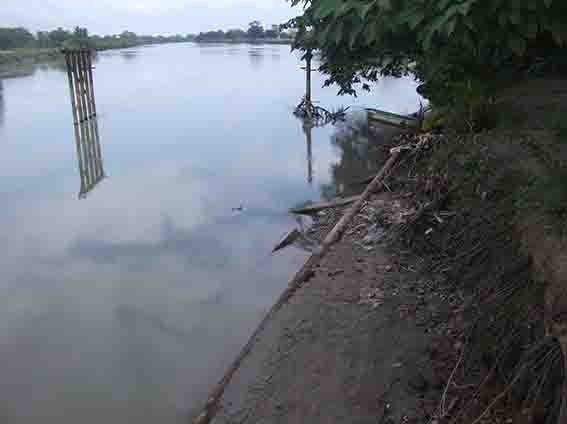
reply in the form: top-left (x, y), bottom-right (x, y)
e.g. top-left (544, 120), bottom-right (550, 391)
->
top-left (0, 42), bottom-right (420, 422)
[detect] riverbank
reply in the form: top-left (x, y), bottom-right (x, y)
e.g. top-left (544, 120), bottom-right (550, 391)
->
top-left (192, 78), bottom-right (567, 424)
top-left (0, 43), bottom-right (187, 78)
top-left (193, 38), bottom-right (291, 45)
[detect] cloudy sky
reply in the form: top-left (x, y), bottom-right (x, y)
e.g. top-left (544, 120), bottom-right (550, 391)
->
top-left (1, 0), bottom-right (298, 35)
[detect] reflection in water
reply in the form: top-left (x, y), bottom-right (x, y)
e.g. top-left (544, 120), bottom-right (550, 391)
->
top-left (0, 79), bottom-right (4, 129)
top-left (248, 48), bottom-right (264, 70)
top-left (302, 121), bottom-right (313, 184)
top-left (74, 118), bottom-right (105, 198)
top-left (64, 50), bottom-right (105, 198)
top-left (121, 50), bottom-right (139, 62)
top-left (321, 113), bottom-right (401, 199)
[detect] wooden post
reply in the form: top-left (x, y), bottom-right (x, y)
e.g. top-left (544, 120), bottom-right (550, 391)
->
top-left (64, 49), bottom-right (105, 198)
top-left (70, 52), bottom-right (92, 186)
top-left (75, 52), bottom-right (96, 186)
top-left (64, 51), bottom-right (87, 192)
top-left (305, 49), bottom-right (312, 116)
top-left (85, 51), bottom-right (104, 179)
top-left (78, 51), bottom-right (99, 183)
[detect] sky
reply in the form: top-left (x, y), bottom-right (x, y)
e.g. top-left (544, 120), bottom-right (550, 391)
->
top-left (1, 0), bottom-right (298, 35)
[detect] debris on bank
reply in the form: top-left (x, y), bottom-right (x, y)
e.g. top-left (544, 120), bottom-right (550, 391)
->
top-left (195, 94), bottom-right (567, 424)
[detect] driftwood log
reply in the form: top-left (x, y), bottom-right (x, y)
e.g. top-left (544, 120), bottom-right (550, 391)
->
top-left (289, 195), bottom-right (360, 215)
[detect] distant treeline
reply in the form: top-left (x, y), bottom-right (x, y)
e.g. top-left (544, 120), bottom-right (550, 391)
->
top-left (195, 21), bottom-right (294, 43)
top-left (0, 27), bottom-right (195, 50)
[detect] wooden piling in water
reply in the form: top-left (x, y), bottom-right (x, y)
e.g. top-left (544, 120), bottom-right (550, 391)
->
top-left (305, 50), bottom-right (312, 107)
top-left (64, 51), bottom-right (87, 191)
top-left (63, 49), bottom-right (105, 198)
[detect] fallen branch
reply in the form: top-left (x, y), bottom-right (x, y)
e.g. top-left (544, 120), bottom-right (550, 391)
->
top-left (322, 151), bottom-right (402, 246)
top-left (289, 195), bottom-right (360, 215)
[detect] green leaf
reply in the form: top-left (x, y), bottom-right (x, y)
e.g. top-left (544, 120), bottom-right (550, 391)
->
top-left (407, 9), bottom-right (425, 29)
top-left (333, 21), bottom-right (344, 45)
top-left (314, 0), bottom-right (342, 19)
top-left (525, 19), bottom-right (539, 39)
top-left (378, 0), bottom-right (392, 11)
top-left (349, 21), bottom-right (364, 48)
top-left (551, 20), bottom-right (567, 46)
top-left (509, 35), bottom-right (526, 55)
top-left (509, 12), bottom-right (521, 26)
top-left (364, 22), bottom-right (378, 44)
top-left (456, 1), bottom-right (474, 16)
top-left (438, 0), bottom-right (453, 11)
top-left (317, 23), bottom-right (333, 45)
top-left (446, 18), bottom-right (457, 36)
top-left (335, 1), bottom-right (358, 17)
top-left (358, 2), bottom-right (376, 20)
top-left (527, 0), bottom-right (538, 11)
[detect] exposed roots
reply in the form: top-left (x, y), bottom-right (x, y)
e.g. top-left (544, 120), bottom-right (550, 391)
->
top-left (293, 97), bottom-right (349, 126)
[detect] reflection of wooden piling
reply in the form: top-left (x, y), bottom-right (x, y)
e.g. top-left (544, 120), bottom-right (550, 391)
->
top-left (302, 122), bottom-right (313, 184)
top-left (64, 49), bottom-right (105, 198)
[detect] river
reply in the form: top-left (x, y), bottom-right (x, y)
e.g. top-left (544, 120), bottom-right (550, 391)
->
top-left (0, 42), bottom-right (420, 423)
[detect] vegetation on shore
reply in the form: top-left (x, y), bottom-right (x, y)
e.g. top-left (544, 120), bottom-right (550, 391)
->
top-left (0, 26), bottom-right (194, 52)
top-left (0, 26), bottom-right (196, 73)
top-left (194, 21), bottom-right (293, 43)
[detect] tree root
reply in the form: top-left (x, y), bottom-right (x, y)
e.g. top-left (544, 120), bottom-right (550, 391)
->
top-left (293, 97), bottom-right (349, 126)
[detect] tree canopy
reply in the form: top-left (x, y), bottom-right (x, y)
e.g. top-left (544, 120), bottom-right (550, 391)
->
top-left (194, 21), bottom-right (293, 42)
top-left (289, 0), bottom-right (567, 127)
top-left (247, 21), bottom-right (265, 39)
top-left (0, 27), bottom-right (35, 49)
top-left (0, 26), bottom-right (194, 51)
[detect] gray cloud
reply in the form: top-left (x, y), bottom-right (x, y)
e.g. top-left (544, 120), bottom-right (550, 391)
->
top-left (1, 0), bottom-right (297, 35)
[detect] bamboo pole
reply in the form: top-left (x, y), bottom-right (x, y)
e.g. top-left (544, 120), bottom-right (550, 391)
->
top-left (192, 149), bottom-right (403, 424)
top-left (70, 52), bottom-right (92, 188)
top-left (321, 151), bottom-right (401, 246)
top-left (75, 51), bottom-right (95, 185)
top-left (64, 51), bottom-right (79, 126)
top-left (85, 50), bottom-right (103, 179)
top-left (64, 52), bottom-right (87, 193)
top-left (65, 48), bottom-right (104, 197)
top-left (79, 51), bottom-right (93, 120)
top-left (79, 51), bottom-right (99, 182)
top-left (85, 50), bottom-right (98, 118)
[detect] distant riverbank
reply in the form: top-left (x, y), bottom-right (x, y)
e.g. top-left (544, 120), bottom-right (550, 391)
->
top-left (193, 38), bottom-right (291, 45)
top-left (0, 43), bottom-right (188, 78)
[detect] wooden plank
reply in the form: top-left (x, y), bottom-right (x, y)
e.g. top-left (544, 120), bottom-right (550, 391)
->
top-left (289, 195), bottom-right (360, 215)
top-left (367, 108), bottom-right (419, 129)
